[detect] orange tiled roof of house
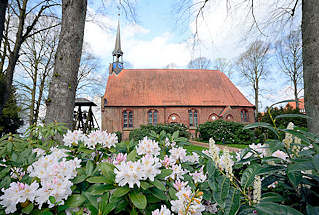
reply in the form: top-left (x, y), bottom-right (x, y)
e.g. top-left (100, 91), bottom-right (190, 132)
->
top-left (287, 98), bottom-right (304, 109)
top-left (103, 69), bottom-right (254, 107)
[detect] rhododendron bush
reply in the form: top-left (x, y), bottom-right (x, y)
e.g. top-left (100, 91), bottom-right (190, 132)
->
top-left (0, 114), bottom-right (318, 214)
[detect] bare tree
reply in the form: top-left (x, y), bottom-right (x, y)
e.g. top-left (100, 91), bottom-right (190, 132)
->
top-left (276, 29), bottom-right (303, 109)
top-left (15, 17), bottom-right (59, 126)
top-left (76, 43), bottom-right (103, 97)
top-left (187, 57), bottom-right (212, 69)
top-left (213, 58), bottom-right (233, 79)
top-left (0, 0), bottom-right (8, 46)
top-left (0, 0), bottom-right (60, 115)
top-left (237, 40), bottom-right (270, 120)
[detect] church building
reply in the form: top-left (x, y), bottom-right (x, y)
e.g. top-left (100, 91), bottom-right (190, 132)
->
top-left (101, 20), bottom-right (255, 139)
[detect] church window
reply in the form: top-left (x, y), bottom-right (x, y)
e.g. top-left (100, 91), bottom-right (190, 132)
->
top-left (123, 111), bottom-right (128, 128)
top-left (129, 111), bottom-right (133, 127)
top-left (241, 110), bottom-right (248, 122)
top-left (123, 110), bottom-right (133, 128)
top-left (147, 110), bottom-right (158, 125)
top-left (189, 109), bottom-right (198, 127)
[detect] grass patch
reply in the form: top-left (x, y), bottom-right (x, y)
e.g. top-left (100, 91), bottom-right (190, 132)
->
top-left (184, 144), bottom-right (207, 153)
top-left (217, 144), bottom-right (248, 149)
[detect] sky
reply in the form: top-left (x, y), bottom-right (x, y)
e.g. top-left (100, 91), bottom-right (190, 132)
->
top-left (83, 0), bottom-right (302, 125)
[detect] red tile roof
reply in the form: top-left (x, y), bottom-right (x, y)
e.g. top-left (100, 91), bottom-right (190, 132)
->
top-left (287, 98), bottom-right (304, 109)
top-left (103, 69), bottom-right (254, 107)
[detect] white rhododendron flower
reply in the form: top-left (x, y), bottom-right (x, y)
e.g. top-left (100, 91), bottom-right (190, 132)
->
top-left (136, 137), bottom-right (160, 156)
top-left (272, 150), bottom-right (288, 160)
top-left (114, 154), bottom-right (162, 188)
top-left (161, 155), bottom-right (173, 168)
top-left (113, 153), bottom-right (127, 165)
top-left (63, 130), bottom-right (85, 147)
top-left (173, 179), bottom-right (189, 192)
top-left (249, 143), bottom-right (268, 157)
top-left (114, 160), bottom-right (144, 188)
top-left (0, 182), bottom-right (39, 214)
top-left (169, 164), bottom-right (187, 180)
top-left (25, 148), bottom-right (81, 209)
top-left (152, 205), bottom-right (172, 215)
top-left (190, 167), bottom-right (207, 184)
top-left (169, 147), bottom-right (187, 163)
top-left (141, 154), bottom-right (162, 181)
top-left (185, 152), bottom-right (200, 163)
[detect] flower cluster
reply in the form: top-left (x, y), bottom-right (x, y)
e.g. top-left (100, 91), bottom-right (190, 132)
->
top-left (84, 130), bottom-right (118, 149)
top-left (0, 182), bottom-right (39, 214)
top-left (253, 176), bottom-right (261, 204)
top-left (0, 148), bottom-right (81, 213)
top-left (114, 154), bottom-right (161, 188)
top-left (63, 130), bottom-right (118, 149)
top-left (27, 148), bottom-right (81, 208)
top-left (152, 205), bottom-right (172, 215)
top-left (171, 184), bottom-right (205, 215)
top-left (190, 167), bottom-right (207, 184)
top-left (136, 137), bottom-right (160, 156)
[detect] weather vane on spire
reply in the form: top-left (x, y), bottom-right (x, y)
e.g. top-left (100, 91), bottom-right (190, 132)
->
top-left (117, 0), bottom-right (121, 17)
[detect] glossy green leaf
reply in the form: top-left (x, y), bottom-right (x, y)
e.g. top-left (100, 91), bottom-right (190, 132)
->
top-left (156, 169), bottom-right (172, 179)
top-left (83, 192), bottom-right (98, 209)
top-left (306, 205), bottom-right (319, 215)
top-left (261, 192), bottom-right (284, 203)
top-left (127, 149), bottom-right (137, 161)
top-left (150, 187), bottom-right (168, 200)
top-left (85, 160), bottom-right (94, 176)
top-left (112, 186), bottom-right (130, 197)
top-left (21, 203), bottom-right (34, 214)
top-left (241, 164), bottom-right (261, 190)
top-left (275, 114), bottom-right (311, 120)
top-left (140, 181), bottom-right (153, 190)
top-left (129, 191), bottom-right (147, 209)
top-left (65, 194), bottom-right (86, 208)
top-left (255, 202), bottom-right (304, 215)
top-left (244, 122), bottom-right (279, 138)
top-left (224, 188), bottom-right (240, 215)
top-left (213, 176), bottom-right (230, 208)
top-left (152, 179), bottom-right (166, 191)
top-left (87, 176), bottom-right (110, 184)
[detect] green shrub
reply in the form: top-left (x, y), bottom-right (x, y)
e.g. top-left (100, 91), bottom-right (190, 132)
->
top-left (0, 79), bottom-right (23, 137)
top-left (129, 123), bottom-right (190, 141)
top-left (115, 130), bottom-right (122, 142)
top-left (197, 120), bottom-right (257, 145)
top-left (257, 106), bottom-right (307, 139)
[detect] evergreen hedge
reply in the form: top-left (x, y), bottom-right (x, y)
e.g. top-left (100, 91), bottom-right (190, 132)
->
top-left (129, 123), bottom-right (191, 141)
top-left (196, 120), bottom-right (257, 145)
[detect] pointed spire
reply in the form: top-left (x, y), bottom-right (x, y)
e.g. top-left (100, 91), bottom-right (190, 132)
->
top-left (112, 19), bottom-right (123, 61)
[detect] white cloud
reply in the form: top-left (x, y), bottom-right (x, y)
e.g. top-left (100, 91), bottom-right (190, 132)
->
top-left (84, 10), bottom-right (191, 69)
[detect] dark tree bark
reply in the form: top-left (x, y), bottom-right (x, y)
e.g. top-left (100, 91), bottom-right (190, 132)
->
top-left (302, 0), bottom-right (319, 134)
top-left (0, 0), bottom-right (8, 47)
top-left (45, 0), bottom-right (87, 128)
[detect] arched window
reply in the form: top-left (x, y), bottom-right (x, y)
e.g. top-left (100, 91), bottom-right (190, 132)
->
top-left (226, 114), bottom-right (233, 121)
top-left (188, 109), bottom-right (198, 127)
top-left (241, 110), bottom-right (248, 122)
top-left (147, 110), bottom-right (158, 125)
top-left (123, 110), bottom-right (133, 128)
top-left (208, 113), bottom-right (219, 121)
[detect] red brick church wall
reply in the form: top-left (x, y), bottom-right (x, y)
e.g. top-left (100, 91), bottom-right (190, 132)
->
top-left (101, 103), bottom-right (255, 140)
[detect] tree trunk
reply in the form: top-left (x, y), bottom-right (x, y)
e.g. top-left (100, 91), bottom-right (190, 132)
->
top-left (293, 79), bottom-right (299, 110)
top-left (45, 0), bottom-right (87, 128)
top-left (302, 0), bottom-right (319, 135)
top-left (0, 0), bottom-right (8, 48)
